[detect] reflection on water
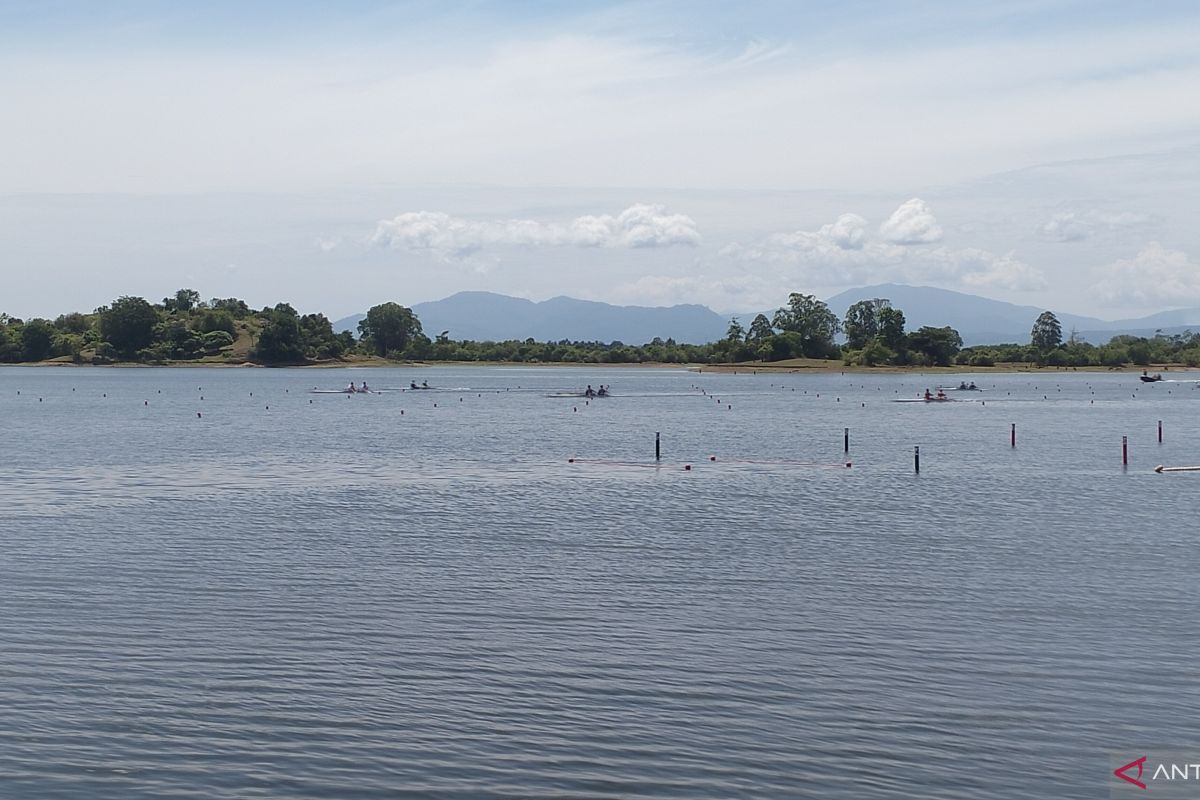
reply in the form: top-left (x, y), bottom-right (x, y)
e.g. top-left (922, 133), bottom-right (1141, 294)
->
top-left (1, 366), bottom-right (1199, 798)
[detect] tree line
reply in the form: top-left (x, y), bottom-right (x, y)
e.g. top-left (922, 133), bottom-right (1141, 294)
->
top-left (2, 288), bottom-right (1197, 367)
top-left (716, 294), bottom-right (965, 367)
top-left (0, 290), bottom-right (419, 365)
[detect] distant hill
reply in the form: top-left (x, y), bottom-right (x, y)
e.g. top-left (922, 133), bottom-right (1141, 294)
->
top-left (333, 291), bottom-right (729, 344)
top-left (824, 284), bottom-right (1200, 345)
top-left (332, 286), bottom-right (1200, 347)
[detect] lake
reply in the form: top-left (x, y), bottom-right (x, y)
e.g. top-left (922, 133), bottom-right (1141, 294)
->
top-left (1, 365), bottom-right (1198, 798)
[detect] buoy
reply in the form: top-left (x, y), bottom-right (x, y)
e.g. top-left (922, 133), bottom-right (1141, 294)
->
top-left (709, 455), bottom-right (717, 461)
top-left (684, 464), bottom-right (691, 471)
top-left (568, 458), bottom-right (575, 463)
top-left (197, 412), bottom-right (202, 418)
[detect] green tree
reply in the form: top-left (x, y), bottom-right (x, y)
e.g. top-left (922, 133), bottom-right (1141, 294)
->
top-left (52, 332), bottom-right (85, 361)
top-left (878, 307), bottom-right (907, 351)
top-left (747, 313), bottom-right (775, 341)
top-left (299, 313), bottom-right (346, 358)
top-left (1030, 311), bottom-right (1063, 351)
top-left (20, 318), bottom-right (55, 361)
top-left (358, 302), bottom-right (422, 358)
top-left (99, 296), bottom-right (160, 358)
top-left (1126, 338), bottom-right (1151, 366)
top-left (156, 318), bottom-right (201, 358)
top-left (164, 288), bottom-right (201, 313)
top-left (200, 330), bottom-right (234, 353)
top-left (772, 293), bottom-right (841, 357)
top-left (54, 312), bottom-right (91, 335)
top-left (253, 305), bottom-right (305, 363)
top-left (762, 331), bottom-right (803, 361)
top-left (843, 298), bottom-right (890, 349)
top-left (907, 326), bottom-right (963, 367)
top-left (0, 325), bottom-right (19, 362)
top-left (196, 309), bottom-right (236, 335)
top-left (210, 297), bottom-right (250, 318)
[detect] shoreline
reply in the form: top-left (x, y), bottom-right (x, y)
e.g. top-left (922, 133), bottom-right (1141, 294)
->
top-left (2, 358), bottom-right (1195, 375)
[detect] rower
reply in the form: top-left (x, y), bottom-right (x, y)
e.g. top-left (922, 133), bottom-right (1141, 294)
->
top-left (597, 385), bottom-right (608, 397)
top-left (347, 382), bottom-right (357, 393)
top-left (411, 381), bottom-right (419, 389)
top-left (936, 390), bottom-right (946, 399)
top-left (584, 384), bottom-right (596, 398)
top-left (361, 381), bottom-right (369, 392)
top-left (924, 389), bottom-right (932, 400)
top-left (422, 380), bottom-right (429, 388)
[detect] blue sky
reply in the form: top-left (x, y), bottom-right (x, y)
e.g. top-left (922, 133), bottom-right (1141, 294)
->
top-left (2, 1), bottom-right (1200, 319)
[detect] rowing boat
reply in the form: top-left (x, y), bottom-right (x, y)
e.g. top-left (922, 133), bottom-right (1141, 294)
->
top-left (310, 389), bottom-right (385, 394)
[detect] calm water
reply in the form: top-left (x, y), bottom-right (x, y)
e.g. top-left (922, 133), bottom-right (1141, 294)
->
top-left (1, 365), bottom-right (1198, 799)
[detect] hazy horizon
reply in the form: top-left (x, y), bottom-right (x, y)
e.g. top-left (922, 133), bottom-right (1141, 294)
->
top-left (4, 1), bottom-right (1199, 320)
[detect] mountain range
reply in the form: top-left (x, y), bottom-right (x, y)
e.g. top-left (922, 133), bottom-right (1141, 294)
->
top-left (334, 292), bottom-right (729, 345)
top-left (332, 286), bottom-right (1200, 347)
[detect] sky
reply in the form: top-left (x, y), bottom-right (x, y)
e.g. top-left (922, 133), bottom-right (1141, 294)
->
top-left (2, 0), bottom-right (1200, 321)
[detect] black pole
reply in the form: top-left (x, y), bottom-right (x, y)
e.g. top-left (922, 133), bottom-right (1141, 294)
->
top-left (914, 445), bottom-right (920, 474)
top-left (656, 432), bottom-right (661, 461)
top-left (844, 427), bottom-right (849, 453)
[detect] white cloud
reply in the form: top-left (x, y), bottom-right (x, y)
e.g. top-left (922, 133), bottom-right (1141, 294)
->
top-left (1039, 209), bottom-right (1152, 242)
top-left (1040, 212), bottom-right (1091, 242)
top-left (1093, 242), bottom-right (1200, 304)
top-left (820, 213), bottom-right (868, 250)
top-left (879, 198), bottom-right (943, 244)
top-left (930, 248), bottom-right (1047, 291)
top-left (723, 212), bottom-right (1045, 291)
top-left (569, 204), bottom-right (702, 248)
top-left (720, 213), bottom-right (883, 266)
top-left (371, 204), bottom-right (700, 261)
